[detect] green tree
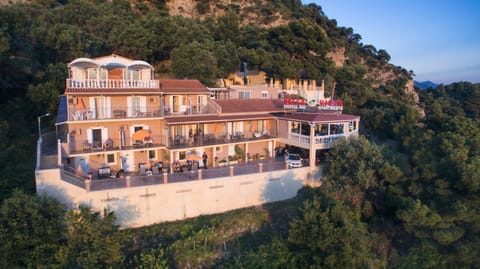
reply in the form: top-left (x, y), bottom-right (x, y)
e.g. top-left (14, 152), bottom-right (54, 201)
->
top-left (288, 196), bottom-right (386, 268)
top-left (57, 206), bottom-right (130, 268)
top-left (322, 136), bottom-right (400, 219)
top-left (214, 41), bottom-right (240, 84)
top-left (0, 191), bottom-right (65, 268)
top-left (170, 41), bottom-right (218, 86)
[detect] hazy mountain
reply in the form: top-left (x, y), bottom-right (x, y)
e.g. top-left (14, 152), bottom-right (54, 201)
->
top-left (415, 80), bottom-right (438, 90)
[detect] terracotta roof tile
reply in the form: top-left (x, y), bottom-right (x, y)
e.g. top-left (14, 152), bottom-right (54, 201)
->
top-left (159, 79), bottom-right (210, 94)
top-left (164, 114), bottom-right (275, 125)
top-left (215, 99), bottom-right (285, 114)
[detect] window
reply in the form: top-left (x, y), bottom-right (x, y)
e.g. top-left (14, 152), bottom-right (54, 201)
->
top-left (87, 127), bottom-right (107, 148)
top-left (319, 124), bottom-right (329, 135)
top-left (126, 69), bottom-right (139, 80)
top-left (291, 122), bottom-right (300, 134)
top-left (106, 153), bottom-right (115, 164)
top-left (172, 95), bottom-right (181, 112)
top-left (197, 96), bottom-right (205, 112)
top-left (349, 121), bottom-right (357, 131)
top-left (330, 123), bottom-right (344, 134)
top-left (261, 91), bottom-right (268, 98)
top-left (148, 150), bottom-right (156, 160)
top-left (87, 68), bottom-right (107, 80)
top-left (132, 96), bottom-right (141, 113)
top-left (94, 97), bottom-right (106, 119)
top-left (256, 120), bottom-right (266, 132)
top-left (238, 91), bottom-right (251, 99)
top-left (127, 96), bottom-right (146, 116)
top-left (88, 69), bottom-right (97, 79)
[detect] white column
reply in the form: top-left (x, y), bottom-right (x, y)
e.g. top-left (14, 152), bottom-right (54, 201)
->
top-left (309, 123), bottom-right (316, 170)
top-left (57, 139), bottom-right (62, 167)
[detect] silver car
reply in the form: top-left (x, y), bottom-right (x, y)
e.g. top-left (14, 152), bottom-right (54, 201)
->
top-left (286, 154), bottom-right (303, 168)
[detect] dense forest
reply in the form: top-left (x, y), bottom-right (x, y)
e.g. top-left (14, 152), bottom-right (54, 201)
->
top-left (1, 0), bottom-right (479, 268)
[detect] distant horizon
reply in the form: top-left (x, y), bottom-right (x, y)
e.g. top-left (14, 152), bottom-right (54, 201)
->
top-left (302, 0), bottom-right (480, 84)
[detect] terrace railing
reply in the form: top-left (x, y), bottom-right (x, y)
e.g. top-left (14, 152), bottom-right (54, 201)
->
top-left (67, 79), bottom-right (160, 89)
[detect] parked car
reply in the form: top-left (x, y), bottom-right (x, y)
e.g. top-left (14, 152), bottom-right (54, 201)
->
top-left (286, 153), bottom-right (303, 168)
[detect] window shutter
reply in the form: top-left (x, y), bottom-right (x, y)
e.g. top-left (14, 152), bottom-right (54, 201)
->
top-left (127, 96), bottom-right (133, 117)
top-left (140, 96), bottom-right (147, 113)
top-left (89, 97), bottom-right (96, 119)
top-left (105, 97), bottom-right (111, 118)
top-left (86, 128), bottom-right (92, 143)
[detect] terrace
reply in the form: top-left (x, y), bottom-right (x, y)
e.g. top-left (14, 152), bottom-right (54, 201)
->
top-left (67, 79), bottom-right (160, 89)
top-left (61, 157), bottom-right (297, 192)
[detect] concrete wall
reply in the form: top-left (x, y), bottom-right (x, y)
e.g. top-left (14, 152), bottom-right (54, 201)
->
top-left (36, 167), bottom-right (314, 228)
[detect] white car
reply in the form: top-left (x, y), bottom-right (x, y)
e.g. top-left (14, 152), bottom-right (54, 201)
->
top-left (286, 154), bottom-right (303, 168)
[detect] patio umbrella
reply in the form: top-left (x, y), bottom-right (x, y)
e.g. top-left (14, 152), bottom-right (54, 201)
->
top-left (76, 98), bottom-right (86, 110)
top-left (185, 154), bottom-right (201, 161)
top-left (68, 58), bottom-right (99, 68)
top-left (100, 59), bottom-right (126, 69)
top-left (132, 129), bottom-right (150, 141)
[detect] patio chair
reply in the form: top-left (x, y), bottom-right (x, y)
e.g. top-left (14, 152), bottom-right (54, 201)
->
top-left (92, 141), bottom-right (103, 151)
top-left (82, 141), bottom-right (93, 152)
top-left (104, 139), bottom-right (113, 150)
top-left (144, 136), bottom-right (153, 147)
top-left (133, 140), bottom-right (144, 148)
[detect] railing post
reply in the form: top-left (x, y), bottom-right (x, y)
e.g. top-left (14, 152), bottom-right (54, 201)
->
top-left (259, 162), bottom-right (263, 173)
top-left (85, 178), bottom-right (91, 192)
top-left (57, 139), bottom-right (62, 168)
top-left (229, 166), bottom-right (234, 177)
top-left (36, 139), bottom-right (42, 170)
top-left (126, 176), bottom-right (131, 188)
top-left (198, 169), bottom-right (202, 180)
top-left (163, 172), bottom-right (168, 184)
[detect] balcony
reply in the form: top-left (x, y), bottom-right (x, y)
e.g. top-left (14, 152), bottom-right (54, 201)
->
top-left (67, 79), bottom-right (160, 89)
top-left (68, 104), bottom-right (217, 122)
top-left (169, 131), bottom-right (276, 149)
top-left (69, 106), bottom-right (164, 121)
top-left (60, 157), bottom-right (292, 192)
top-left (289, 133), bottom-right (352, 149)
top-left (66, 134), bottom-right (166, 155)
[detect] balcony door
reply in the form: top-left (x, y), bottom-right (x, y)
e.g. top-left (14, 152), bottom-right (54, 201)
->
top-left (87, 127), bottom-right (107, 148)
top-left (127, 96), bottom-right (146, 117)
top-left (172, 95), bottom-right (182, 113)
top-left (89, 97), bottom-right (111, 119)
top-left (197, 96), bottom-right (205, 112)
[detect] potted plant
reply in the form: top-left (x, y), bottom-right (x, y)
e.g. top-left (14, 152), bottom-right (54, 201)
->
top-left (234, 145), bottom-right (245, 161)
top-left (228, 155), bottom-right (238, 165)
top-left (219, 158), bottom-right (228, 167)
top-left (263, 147), bottom-right (270, 158)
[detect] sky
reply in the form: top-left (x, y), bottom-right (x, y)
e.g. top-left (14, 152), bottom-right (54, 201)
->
top-left (301, 0), bottom-right (480, 84)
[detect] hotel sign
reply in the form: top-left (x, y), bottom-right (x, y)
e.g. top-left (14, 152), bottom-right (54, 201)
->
top-left (283, 96), bottom-right (343, 111)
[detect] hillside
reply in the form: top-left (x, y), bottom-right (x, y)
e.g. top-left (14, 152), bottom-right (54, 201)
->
top-left (0, 0), bottom-right (421, 197)
top-left (165, 0), bottom-right (416, 97)
top-left (2, 1), bottom-right (480, 268)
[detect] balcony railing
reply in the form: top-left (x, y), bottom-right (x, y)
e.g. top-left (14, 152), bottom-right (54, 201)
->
top-left (60, 158), bottom-right (292, 191)
top-left (169, 131), bottom-right (276, 149)
top-left (163, 104), bottom-right (212, 116)
top-left (66, 134), bottom-right (166, 155)
top-left (64, 130), bottom-right (276, 155)
top-left (289, 133), bottom-right (349, 148)
top-left (67, 79), bottom-right (160, 89)
top-left (68, 104), bottom-right (215, 121)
